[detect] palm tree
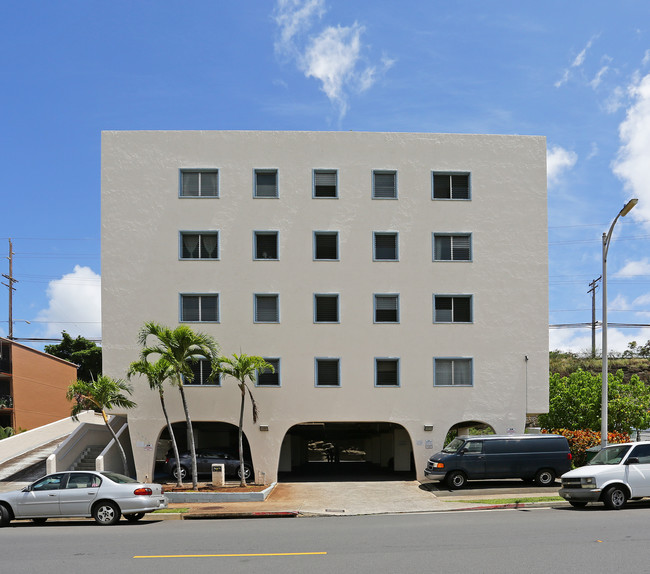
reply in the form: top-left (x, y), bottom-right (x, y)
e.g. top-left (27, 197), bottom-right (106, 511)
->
top-left (127, 356), bottom-right (184, 487)
top-left (137, 322), bottom-right (219, 490)
top-left (66, 375), bottom-right (136, 476)
top-left (216, 353), bottom-right (273, 486)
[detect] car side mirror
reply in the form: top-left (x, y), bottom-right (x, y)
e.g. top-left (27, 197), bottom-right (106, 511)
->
top-left (22, 485), bottom-right (31, 492)
top-left (626, 457), bottom-right (640, 465)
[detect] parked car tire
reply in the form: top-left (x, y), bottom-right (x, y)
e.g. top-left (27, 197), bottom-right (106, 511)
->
top-left (569, 501), bottom-right (588, 508)
top-left (124, 513), bottom-right (145, 522)
top-left (603, 485), bottom-right (627, 510)
top-left (534, 469), bottom-right (556, 486)
top-left (237, 465), bottom-right (253, 481)
top-left (31, 517), bottom-right (48, 524)
top-left (172, 466), bottom-right (188, 481)
top-left (93, 501), bottom-right (121, 525)
top-left (0, 504), bottom-right (11, 527)
top-left (446, 470), bottom-right (468, 489)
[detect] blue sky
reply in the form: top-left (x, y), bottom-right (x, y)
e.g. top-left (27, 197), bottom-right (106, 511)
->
top-left (2, 0), bottom-right (650, 355)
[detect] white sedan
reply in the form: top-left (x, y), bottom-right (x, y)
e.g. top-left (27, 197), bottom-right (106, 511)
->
top-left (0, 471), bottom-right (167, 526)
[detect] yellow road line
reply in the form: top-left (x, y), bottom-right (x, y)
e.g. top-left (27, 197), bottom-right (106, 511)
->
top-left (134, 551), bottom-right (327, 559)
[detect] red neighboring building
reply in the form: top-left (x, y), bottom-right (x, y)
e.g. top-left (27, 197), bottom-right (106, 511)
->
top-left (0, 338), bottom-right (78, 431)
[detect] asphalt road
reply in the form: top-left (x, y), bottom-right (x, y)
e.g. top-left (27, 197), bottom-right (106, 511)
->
top-left (2, 505), bottom-right (650, 573)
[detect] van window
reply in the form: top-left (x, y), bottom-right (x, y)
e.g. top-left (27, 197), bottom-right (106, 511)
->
top-left (464, 441), bottom-right (483, 454)
top-left (629, 444), bottom-right (650, 463)
top-left (442, 438), bottom-right (466, 453)
top-left (587, 444), bottom-right (631, 465)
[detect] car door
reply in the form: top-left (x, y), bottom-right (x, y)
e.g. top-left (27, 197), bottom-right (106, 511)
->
top-left (13, 474), bottom-right (66, 518)
top-left (459, 440), bottom-right (486, 479)
top-left (625, 444), bottom-right (650, 497)
top-left (58, 473), bottom-right (101, 516)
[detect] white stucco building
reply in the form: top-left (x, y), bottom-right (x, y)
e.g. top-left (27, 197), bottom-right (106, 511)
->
top-left (101, 130), bottom-right (548, 483)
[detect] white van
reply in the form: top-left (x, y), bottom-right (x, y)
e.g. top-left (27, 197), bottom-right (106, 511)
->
top-left (559, 441), bottom-right (650, 509)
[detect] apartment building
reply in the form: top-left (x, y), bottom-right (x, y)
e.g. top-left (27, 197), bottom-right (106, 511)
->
top-left (101, 130), bottom-right (548, 483)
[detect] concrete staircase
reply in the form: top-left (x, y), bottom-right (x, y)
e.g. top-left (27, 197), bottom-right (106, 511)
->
top-left (71, 445), bottom-right (104, 471)
top-left (0, 436), bottom-right (69, 482)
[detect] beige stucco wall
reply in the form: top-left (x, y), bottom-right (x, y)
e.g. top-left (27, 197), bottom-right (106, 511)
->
top-left (101, 130), bottom-right (548, 482)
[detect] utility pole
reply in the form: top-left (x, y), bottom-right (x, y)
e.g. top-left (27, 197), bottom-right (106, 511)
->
top-left (1, 239), bottom-right (17, 340)
top-left (588, 276), bottom-right (601, 359)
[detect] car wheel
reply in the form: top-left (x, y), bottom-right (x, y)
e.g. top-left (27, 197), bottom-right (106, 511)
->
top-left (603, 485), bottom-right (627, 510)
top-left (534, 469), bottom-right (556, 486)
top-left (125, 513), bottom-right (145, 522)
top-left (31, 517), bottom-right (48, 524)
top-left (0, 505), bottom-right (11, 527)
top-left (446, 471), bottom-right (467, 489)
top-left (237, 465), bottom-right (253, 481)
top-left (569, 501), bottom-right (588, 509)
top-left (93, 501), bottom-right (121, 525)
top-left (172, 466), bottom-right (188, 481)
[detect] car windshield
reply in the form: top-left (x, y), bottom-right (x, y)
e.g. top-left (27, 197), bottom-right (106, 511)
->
top-left (587, 444), bottom-right (631, 465)
top-left (442, 438), bottom-right (466, 453)
top-left (101, 471), bottom-right (138, 484)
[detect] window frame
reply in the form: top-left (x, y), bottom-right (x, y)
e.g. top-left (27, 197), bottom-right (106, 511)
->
top-left (184, 358), bottom-right (221, 386)
top-left (373, 231), bottom-right (399, 261)
top-left (254, 293), bottom-right (280, 323)
top-left (314, 293), bottom-right (340, 324)
top-left (179, 169), bottom-right (220, 198)
top-left (253, 230), bottom-right (279, 261)
top-left (256, 358), bottom-right (281, 387)
top-left (374, 293), bottom-right (400, 324)
top-left (179, 293), bottom-right (220, 323)
top-left (254, 168), bottom-right (279, 198)
top-left (434, 357), bottom-right (474, 387)
top-left (433, 294), bottom-right (473, 324)
top-left (313, 169), bottom-right (339, 199)
top-left (313, 231), bottom-right (340, 261)
top-left (432, 171), bottom-right (471, 200)
top-left (372, 170), bottom-right (398, 199)
top-left (315, 357), bottom-right (341, 387)
top-left (375, 357), bottom-right (400, 388)
top-left (433, 233), bottom-right (472, 262)
top-left (179, 231), bottom-right (220, 260)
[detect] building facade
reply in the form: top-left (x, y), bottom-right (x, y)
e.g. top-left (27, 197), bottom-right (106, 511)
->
top-left (0, 338), bottom-right (78, 430)
top-left (101, 130), bottom-right (548, 483)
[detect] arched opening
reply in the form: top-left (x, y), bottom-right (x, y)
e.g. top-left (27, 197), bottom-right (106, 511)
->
top-left (443, 420), bottom-right (496, 446)
top-left (154, 421), bottom-right (251, 482)
top-left (278, 422), bottom-right (415, 482)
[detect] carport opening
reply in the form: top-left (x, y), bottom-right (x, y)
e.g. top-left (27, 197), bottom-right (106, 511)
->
top-left (278, 422), bottom-right (415, 482)
top-left (154, 421), bottom-right (250, 481)
top-left (444, 421), bottom-right (495, 446)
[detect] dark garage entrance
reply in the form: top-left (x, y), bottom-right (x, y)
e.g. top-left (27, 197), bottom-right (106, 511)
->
top-left (278, 422), bottom-right (415, 482)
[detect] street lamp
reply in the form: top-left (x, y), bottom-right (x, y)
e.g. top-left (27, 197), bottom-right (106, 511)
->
top-left (601, 198), bottom-right (638, 448)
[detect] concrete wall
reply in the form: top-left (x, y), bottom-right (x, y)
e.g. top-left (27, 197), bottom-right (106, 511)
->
top-left (101, 130), bottom-right (548, 482)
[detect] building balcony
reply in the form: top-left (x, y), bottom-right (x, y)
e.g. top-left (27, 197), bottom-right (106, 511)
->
top-left (0, 395), bottom-right (13, 409)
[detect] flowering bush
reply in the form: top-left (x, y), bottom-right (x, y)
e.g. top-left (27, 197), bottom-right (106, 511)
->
top-left (542, 428), bottom-right (629, 467)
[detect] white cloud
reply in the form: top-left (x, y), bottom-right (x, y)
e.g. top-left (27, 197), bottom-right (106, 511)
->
top-left (550, 327), bottom-right (650, 355)
top-left (555, 37), bottom-right (596, 88)
top-left (547, 145), bottom-right (578, 185)
top-left (35, 265), bottom-right (101, 340)
top-left (612, 73), bottom-right (650, 224)
top-left (590, 66), bottom-right (609, 89)
top-left (615, 258), bottom-right (650, 277)
top-left (273, 0), bottom-right (391, 120)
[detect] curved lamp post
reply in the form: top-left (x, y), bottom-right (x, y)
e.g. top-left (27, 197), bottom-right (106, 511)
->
top-left (601, 198), bottom-right (638, 448)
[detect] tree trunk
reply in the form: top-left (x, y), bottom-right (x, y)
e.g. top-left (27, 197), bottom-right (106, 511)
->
top-left (178, 383), bottom-right (199, 490)
top-left (102, 410), bottom-right (129, 476)
top-left (159, 391), bottom-right (182, 487)
top-left (238, 383), bottom-right (246, 487)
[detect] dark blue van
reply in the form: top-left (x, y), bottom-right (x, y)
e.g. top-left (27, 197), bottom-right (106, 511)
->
top-left (424, 434), bottom-right (572, 488)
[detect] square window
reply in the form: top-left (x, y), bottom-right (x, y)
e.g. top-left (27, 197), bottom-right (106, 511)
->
top-left (257, 359), bottom-right (280, 387)
top-left (434, 358), bottom-right (473, 386)
top-left (376, 358), bottom-right (400, 387)
top-left (433, 173), bottom-right (470, 200)
top-left (254, 231), bottom-right (279, 260)
top-left (314, 169), bottom-right (338, 198)
top-left (255, 294), bottom-right (279, 323)
top-left (255, 169), bottom-right (278, 198)
top-left (374, 294), bottom-right (399, 323)
top-left (315, 358), bottom-right (340, 387)
top-left (434, 296), bottom-right (472, 323)
top-left (180, 294), bottom-right (219, 322)
top-left (433, 234), bottom-right (471, 261)
top-left (180, 232), bottom-right (219, 259)
top-left (185, 359), bottom-right (220, 385)
top-left (181, 170), bottom-right (219, 197)
top-left (373, 170), bottom-right (397, 199)
top-left (373, 232), bottom-right (398, 261)
top-left (314, 232), bottom-right (339, 260)
top-left (315, 294), bottom-right (339, 323)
